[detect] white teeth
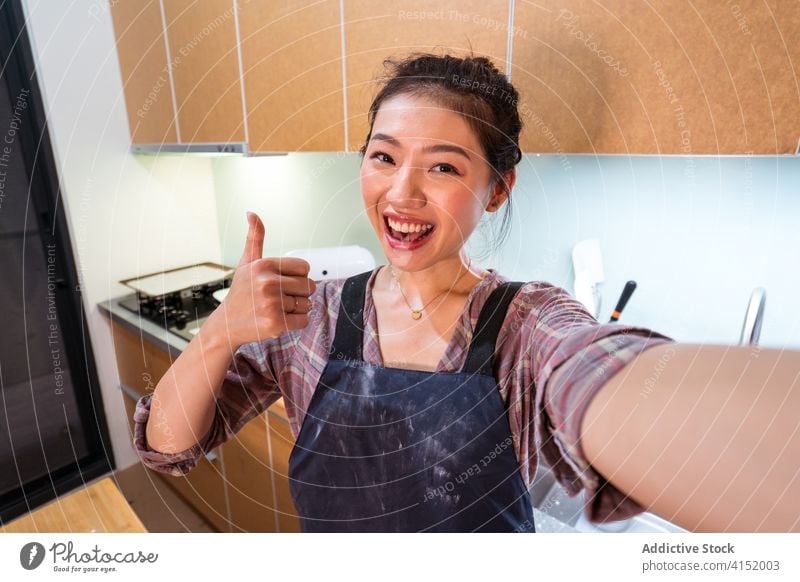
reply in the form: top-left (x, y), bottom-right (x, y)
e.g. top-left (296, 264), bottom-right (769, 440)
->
top-left (387, 218), bottom-right (433, 233)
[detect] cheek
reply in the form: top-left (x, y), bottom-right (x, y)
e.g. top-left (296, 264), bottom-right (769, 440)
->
top-left (441, 196), bottom-right (484, 235)
top-left (360, 169), bottom-right (382, 206)
top-left (359, 170), bottom-right (383, 230)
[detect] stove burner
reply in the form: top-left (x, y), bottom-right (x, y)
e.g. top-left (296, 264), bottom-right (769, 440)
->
top-left (117, 275), bottom-right (231, 341)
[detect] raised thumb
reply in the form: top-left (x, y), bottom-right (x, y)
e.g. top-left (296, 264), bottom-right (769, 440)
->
top-left (239, 211), bottom-right (265, 266)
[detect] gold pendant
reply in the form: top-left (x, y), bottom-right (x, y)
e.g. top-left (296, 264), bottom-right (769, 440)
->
top-left (411, 310), bottom-right (422, 320)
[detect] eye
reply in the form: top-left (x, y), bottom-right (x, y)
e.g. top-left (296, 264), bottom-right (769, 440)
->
top-left (370, 151), bottom-right (393, 164)
top-left (433, 163), bottom-right (459, 175)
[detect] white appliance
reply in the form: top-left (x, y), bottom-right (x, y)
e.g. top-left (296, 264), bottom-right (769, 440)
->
top-left (284, 245), bottom-right (376, 281)
top-left (212, 245), bottom-right (376, 304)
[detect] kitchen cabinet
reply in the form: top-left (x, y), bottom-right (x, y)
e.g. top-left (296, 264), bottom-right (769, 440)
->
top-left (223, 411), bottom-right (293, 532)
top-left (111, 321), bottom-right (230, 532)
top-left (110, 320), bottom-right (298, 532)
top-left (119, 386), bottom-right (231, 532)
top-left (161, 0), bottom-right (246, 143)
top-left (109, 0), bottom-right (178, 144)
top-left (110, 0), bottom-right (245, 146)
top-left (266, 408), bottom-right (302, 532)
top-left (512, 0), bottom-right (800, 154)
top-left (238, 0), bottom-right (344, 152)
top-left (110, 0), bottom-right (800, 154)
top-left (342, 0), bottom-right (511, 153)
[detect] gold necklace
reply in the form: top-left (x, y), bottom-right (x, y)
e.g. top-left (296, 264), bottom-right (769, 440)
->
top-left (390, 260), bottom-right (474, 320)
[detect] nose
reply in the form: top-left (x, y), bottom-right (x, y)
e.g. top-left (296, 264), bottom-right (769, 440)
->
top-left (385, 163), bottom-right (427, 209)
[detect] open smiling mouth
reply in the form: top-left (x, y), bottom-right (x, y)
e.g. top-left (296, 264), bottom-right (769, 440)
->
top-left (383, 215), bottom-right (436, 244)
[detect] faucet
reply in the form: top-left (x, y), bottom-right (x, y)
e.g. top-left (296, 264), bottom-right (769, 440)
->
top-left (739, 287), bottom-right (766, 346)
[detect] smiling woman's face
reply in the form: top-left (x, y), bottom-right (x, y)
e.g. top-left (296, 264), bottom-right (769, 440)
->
top-left (360, 93), bottom-right (507, 272)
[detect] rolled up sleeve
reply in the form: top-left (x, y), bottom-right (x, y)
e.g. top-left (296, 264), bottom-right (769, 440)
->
top-left (132, 337), bottom-right (287, 476)
top-left (531, 285), bottom-right (675, 523)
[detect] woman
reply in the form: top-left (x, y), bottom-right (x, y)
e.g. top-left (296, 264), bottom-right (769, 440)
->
top-left (133, 53), bottom-right (800, 533)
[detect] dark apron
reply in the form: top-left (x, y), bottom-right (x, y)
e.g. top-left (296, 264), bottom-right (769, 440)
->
top-left (288, 270), bottom-right (535, 532)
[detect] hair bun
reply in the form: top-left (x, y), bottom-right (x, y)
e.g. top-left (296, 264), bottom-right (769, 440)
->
top-left (365, 52), bottom-right (522, 174)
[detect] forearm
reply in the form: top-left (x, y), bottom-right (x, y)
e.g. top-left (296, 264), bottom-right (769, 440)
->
top-left (145, 312), bottom-right (236, 454)
top-left (580, 343), bottom-right (800, 532)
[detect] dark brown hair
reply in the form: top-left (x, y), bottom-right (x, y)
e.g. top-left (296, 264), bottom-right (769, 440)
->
top-left (358, 51), bottom-right (524, 248)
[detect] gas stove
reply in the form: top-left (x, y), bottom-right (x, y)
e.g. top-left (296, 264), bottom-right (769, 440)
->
top-left (117, 262), bottom-right (234, 342)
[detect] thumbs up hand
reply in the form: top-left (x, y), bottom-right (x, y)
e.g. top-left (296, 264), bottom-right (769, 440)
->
top-left (207, 211), bottom-right (316, 348)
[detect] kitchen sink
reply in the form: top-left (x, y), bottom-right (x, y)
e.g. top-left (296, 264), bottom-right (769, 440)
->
top-left (529, 463), bottom-right (687, 533)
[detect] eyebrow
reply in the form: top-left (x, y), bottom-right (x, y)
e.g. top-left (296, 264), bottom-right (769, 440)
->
top-left (370, 133), bottom-right (472, 161)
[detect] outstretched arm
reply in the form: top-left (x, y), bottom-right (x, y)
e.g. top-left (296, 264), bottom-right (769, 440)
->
top-left (580, 343), bottom-right (800, 532)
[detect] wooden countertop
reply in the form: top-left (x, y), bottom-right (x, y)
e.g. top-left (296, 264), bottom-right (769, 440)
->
top-left (0, 477), bottom-right (147, 533)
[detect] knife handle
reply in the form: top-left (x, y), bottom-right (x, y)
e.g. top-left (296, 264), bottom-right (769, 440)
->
top-left (609, 280), bottom-right (637, 322)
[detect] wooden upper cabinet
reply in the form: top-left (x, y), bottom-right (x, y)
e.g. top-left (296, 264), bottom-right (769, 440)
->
top-left (343, 1), bottom-right (511, 153)
top-left (512, 0), bottom-right (800, 154)
top-left (161, 0), bottom-right (245, 143)
top-left (109, 1), bottom-right (178, 144)
top-left (111, 1), bottom-right (800, 153)
top-left (238, 0), bottom-right (344, 152)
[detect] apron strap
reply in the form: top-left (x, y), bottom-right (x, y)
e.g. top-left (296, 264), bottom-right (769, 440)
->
top-left (330, 269), bottom-right (524, 376)
top-left (461, 281), bottom-right (525, 376)
top-left (329, 270), bottom-right (373, 361)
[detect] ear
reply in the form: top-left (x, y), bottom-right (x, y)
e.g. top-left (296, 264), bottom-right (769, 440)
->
top-left (485, 168), bottom-right (515, 212)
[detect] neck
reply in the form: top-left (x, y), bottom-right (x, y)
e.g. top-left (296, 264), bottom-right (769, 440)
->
top-left (383, 252), bottom-right (486, 303)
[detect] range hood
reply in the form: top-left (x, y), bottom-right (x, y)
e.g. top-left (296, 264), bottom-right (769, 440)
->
top-left (130, 143), bottom-right (289, 157)
top-left (131, 142), bottom-right (246, 155)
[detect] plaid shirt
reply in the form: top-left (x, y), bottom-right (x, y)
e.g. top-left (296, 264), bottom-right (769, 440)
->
top-left (133, 266), bottom-right (674, 523)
